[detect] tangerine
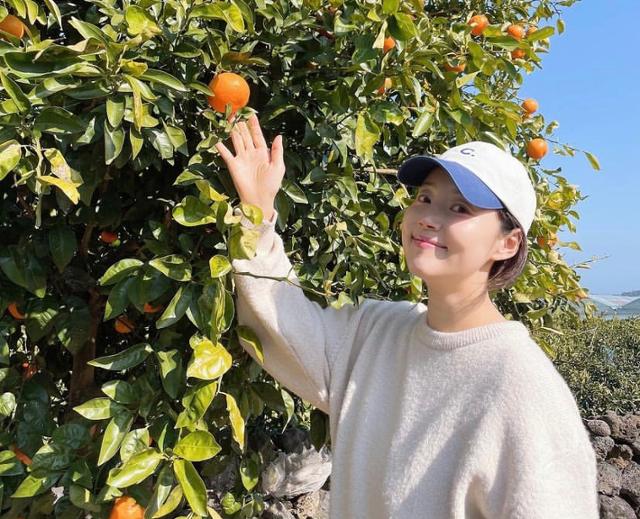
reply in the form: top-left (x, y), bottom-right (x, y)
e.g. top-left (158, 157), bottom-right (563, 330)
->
top-left (109, 496), bottom-right (144, 519)
top-left (444, 61), bottom-right (466, 73)
top-left (468, 14), bottom-right (489, 36)
top-left (0, 14), bottom-right (25, 39)
top-left (526, 138), bottom-right (548, 160)
top-left (114, 316), bottom-right (135, 334)
top-left (376, 77), bottom-right (392, 94)
top-left (7, 302), bottom-right (25, 320)
top-left (207, 72), bottom-right (250, 116)
top-left (511, 48), bottom-right (526, 60)
top-left (506, 24), bottom-right (525, 40)
top-left (10, 445), bottom-right (32, 466)
top-left (143, 302), bottom-right (163, 314)
top-left (521, 98), bottom-right (538, 113)
top-left (100, 231), bottom-right (118, 244)
top-left (383, 36), bottom-right (396, 54)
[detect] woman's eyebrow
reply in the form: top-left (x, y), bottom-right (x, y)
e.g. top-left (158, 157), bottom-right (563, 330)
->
top-left (417, 184), bottom-right (468, 202)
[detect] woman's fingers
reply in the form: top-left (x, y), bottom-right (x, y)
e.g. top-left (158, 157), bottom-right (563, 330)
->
top-left (214, 140), bottom-right (235, 163)
top-left (237, 121), bottom-right (254, 150)
top-left (248, 114), bottom-right (268, 149)
top-left (230, 125), bottom-right (245, 154)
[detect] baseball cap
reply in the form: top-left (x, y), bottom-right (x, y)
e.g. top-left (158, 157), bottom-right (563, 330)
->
top-left (397, 141), bottom-right (537, 235)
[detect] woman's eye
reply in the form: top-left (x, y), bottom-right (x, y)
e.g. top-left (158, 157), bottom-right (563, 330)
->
top-left (417, 195), bottom-right (468, 213)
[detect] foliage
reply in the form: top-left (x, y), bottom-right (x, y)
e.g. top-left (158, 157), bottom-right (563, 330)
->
top-left (0, 0), bottom-right (600, 517)
top-left (538, 315), bottom-right (640, 418)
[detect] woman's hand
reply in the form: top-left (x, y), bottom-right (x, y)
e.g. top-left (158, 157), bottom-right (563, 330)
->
top-left (214, 113), bottom-right (285, 223)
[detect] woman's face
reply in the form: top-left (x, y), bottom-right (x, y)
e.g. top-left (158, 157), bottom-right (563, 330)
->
top-left (400, 166), bottom-right (516, 289)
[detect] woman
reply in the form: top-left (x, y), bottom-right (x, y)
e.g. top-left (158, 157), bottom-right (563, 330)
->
top-left (215, 114), bottom-right (599, 518)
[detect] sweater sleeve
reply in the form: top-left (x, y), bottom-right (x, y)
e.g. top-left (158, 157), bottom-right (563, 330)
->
top-left (229, 208), bottom-right (369, 415)
top-left (474, 361), bottom-right (600, 519)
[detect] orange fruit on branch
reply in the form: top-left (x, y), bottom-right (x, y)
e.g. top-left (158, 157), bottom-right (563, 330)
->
top-left (114, 316), bottom-right (135, 334)
top-left (143, 302), bottom-right (163, 314)
top-left (99, 230), bottom-right (118, 244)
top-left (109, 496), bottom-right (144, 519)
top-left (521, 98), bottom-right (538, 114)
top-left (10, 445), bottom-right (32, 466)
top-left (7, 302), bottom-right (25, 320)
top-left (510, 48), bottom-right (526, 60)
top-left (376, 77), bottom-right (392, 94)
top-left (22, 361), bottom-right (37, 380)
top-left (468, 14), bottom-right (489, 36)
top-left (0, 14), bottom-right (25, 39)
top-left (506, 24), bottom-right (525, 40)
top-left (444, 61), bottom-right (466, 73)
top-left (526, 137), bottom-right (548, 160)
top-left (382, 36), bottom-right (396, 54)
top-left (207, 72), bottom-right (250, 116)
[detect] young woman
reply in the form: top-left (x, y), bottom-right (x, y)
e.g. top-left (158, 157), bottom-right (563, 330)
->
top-left (215, 114), bottom-right (599, 518)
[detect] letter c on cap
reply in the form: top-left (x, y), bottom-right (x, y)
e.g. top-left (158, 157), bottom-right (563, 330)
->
top-left (460, 147), bottom-right (476, 156)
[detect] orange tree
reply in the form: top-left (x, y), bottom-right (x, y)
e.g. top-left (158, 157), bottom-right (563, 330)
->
top-left (0, 0), bottom-right (599, 517)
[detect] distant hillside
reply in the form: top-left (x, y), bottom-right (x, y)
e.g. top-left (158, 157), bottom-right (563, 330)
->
top-left (620, 290), bottom-right (640, 297)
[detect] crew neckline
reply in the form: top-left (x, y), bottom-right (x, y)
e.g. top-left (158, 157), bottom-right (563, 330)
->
top-left (411, 304), bottom-right (529, 351)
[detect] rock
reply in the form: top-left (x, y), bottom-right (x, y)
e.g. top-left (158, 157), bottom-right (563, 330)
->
top-left (587, 419), bottom-right (612, 437)
top-left (600, 410), bottom-right (624, 438)
top-left (620, 461), bottom-right (640, 506)
top-left (599, 494), bottom-right (637, 518)
top-left (592, 436), bottom-right (616, 462)
top-left (598, 461), bottom-right (623, 496)
top-left (263, 498), bottom-right (295, 519)
top-left (608, 444), bottom-right (634, 470)
top-left (294, 490), bottom-right (320, 518)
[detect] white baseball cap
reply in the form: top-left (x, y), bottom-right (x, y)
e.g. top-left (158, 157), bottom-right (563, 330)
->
top-left (397, 141), bottom-right (537, 235)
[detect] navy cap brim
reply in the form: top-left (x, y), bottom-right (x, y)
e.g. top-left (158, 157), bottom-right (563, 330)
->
top-left (397, 156), bottom-right (504, 210)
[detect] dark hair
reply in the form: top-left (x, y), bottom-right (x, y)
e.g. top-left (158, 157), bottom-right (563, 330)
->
top-left (487, 208), bottom-right (529, 293)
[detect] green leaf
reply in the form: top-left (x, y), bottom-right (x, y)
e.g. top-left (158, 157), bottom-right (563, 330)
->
top-left (150, 484), bottom-right (183, 518)
top-left (237, 326), bottom-right (264, 364)
top-left (173, 196), bottom-right (217, 227)
top-left (239, 455), bottom-right (259, 491)
top-left (11, 473), bottom-right (60, 498)
top-left (98, 409), bottom-right (134, 466)
top-left (228, 225), bottom-right (260, 260)
top-left (99, 259), bottom-right (144, 286)
top-left (125, 5), bottom-right (161, 37)
top-left (34, 107), bottom-right (86, 134)
top-left (226, 393), bottom-right (245, 451)
top-left (0, 451), bottom-right (24, 476)
top-left (156, 285), bottom-right (194, 329)
top-left (44, 0), bottom-right (62, 27)
top-left (186, 338), bottom-right (232, 380)
top-left (209, 255), bottom-right (232, 278)
top-left (157, 349), bottom-right (184, 400)
top-left (141, 69), bottom-right (188, 92)
top-left (73, 397), bottom-right (120, 420)
top-left (101, 380), bottom-right (137, 405)
top-left (37, 175), bottom-right (80, 204)
top-left (584, 151), bottom-right (600, 171)
top-left (526, 26), bottom-right (554, 42)
top-left (149, 255), bottom-right (192, 282)
top-left (0, 392), bottom-right (16, 417)
top-left (162, 122), bottom-right (188, 156)
top-left (104, 276), bottom-right (134, 321)
top-left (107, 448), bottom-right (163, 488)
top-left (355, 111), bottom-right (380, 162)
top-left (104, 121), bottom-right (125, 165)
top-left (48, 225), bottom-right (77, 273)
top-left (88, 343), bottom-right (154, 371)
top-left (0, 140), bottom-right (22, 181)
top-left (0, 71), bottom-right (30, 113)
top-left (119, 428), bottom-right (151, 463)
top-left (388, 12), bottom-right (417, 40)
top-left (106, 96), bottom-right (125, 127)
top-left (173, 459), bottom-right (207, 517)
top-left (144, 464), bottom-right (174, 519)
top-left (175, 380), bottom-right (217, 428)
top-left (174, 431), bottom-right (221, 462)
top-left (412, 108), bottom-right (434, 138)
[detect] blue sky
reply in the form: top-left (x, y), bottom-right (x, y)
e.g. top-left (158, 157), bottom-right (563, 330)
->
top-left (521, 0), bottom-right (640, 295)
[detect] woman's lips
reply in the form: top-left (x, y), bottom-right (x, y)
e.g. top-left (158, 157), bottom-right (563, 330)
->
top-left (412, 236), bottom-right (447, 249)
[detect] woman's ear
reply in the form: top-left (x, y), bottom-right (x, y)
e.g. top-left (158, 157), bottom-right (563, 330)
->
top-left (492, 228), bottom-right (522, 262)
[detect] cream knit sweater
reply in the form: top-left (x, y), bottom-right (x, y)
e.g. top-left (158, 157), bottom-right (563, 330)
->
top-left (230, 209), bottom-right (599, 519)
